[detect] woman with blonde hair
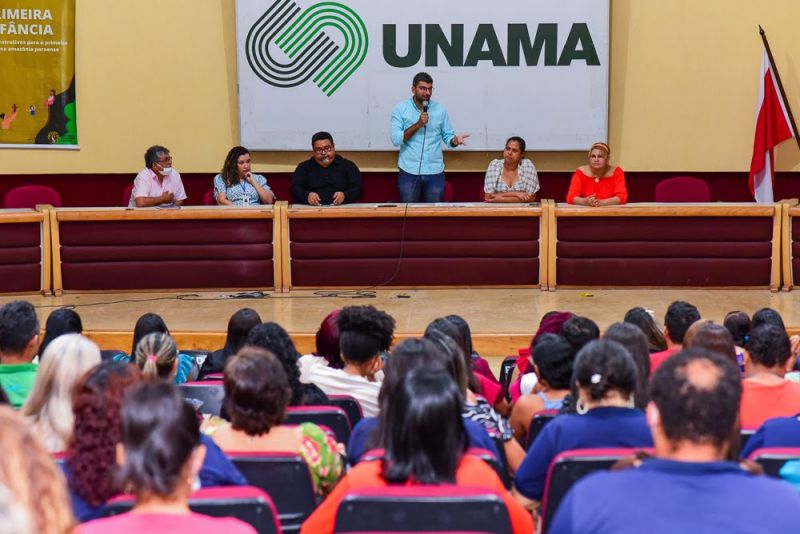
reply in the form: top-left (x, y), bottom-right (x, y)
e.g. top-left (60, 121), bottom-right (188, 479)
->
top-left (134, 332), bottom-right (180, 382)
top-left (21, 333), bottom-right (101, 452)
top-left (566, 142), bottom-right (628, 206)
top-left (0, 406), bottom-right (74, 534)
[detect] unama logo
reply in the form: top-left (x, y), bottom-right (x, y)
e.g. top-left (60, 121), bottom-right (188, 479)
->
top-left (245, 0), bottom-right (368, 96)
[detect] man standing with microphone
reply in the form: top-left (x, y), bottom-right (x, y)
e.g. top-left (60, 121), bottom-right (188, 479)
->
top-left (390, 72), bottom-right (469, 203)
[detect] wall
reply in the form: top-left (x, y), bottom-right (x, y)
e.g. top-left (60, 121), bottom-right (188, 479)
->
top-left (3, 0), bottom-right (800, 174)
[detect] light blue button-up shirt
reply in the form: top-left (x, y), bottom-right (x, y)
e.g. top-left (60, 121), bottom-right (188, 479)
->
top-left (390, 98), bottom-right (456, 175)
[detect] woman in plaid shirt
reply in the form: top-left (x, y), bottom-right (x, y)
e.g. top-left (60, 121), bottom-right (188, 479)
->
top-left (484, 136), bottom-right (539, 203)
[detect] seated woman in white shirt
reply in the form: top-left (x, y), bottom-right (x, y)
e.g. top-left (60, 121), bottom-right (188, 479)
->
top-left (483, 136), bottom-right (539, 203)
top-left (298, 305), bottom-right (396, 417)
top-left (213, 146), bottom-right (275, 206)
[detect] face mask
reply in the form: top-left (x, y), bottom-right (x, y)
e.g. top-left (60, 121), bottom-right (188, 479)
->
top-left (159, 166), bottom-right (173, 175)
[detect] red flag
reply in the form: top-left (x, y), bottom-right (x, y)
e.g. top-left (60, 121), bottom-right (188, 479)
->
top-left (749, 49), bottom-right (795, 203)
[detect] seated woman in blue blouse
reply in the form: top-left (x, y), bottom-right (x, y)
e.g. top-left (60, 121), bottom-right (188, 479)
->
top-left (214, 146), bottom-right (275, 206)
top-left (514, 339), bottom-right (653, 508)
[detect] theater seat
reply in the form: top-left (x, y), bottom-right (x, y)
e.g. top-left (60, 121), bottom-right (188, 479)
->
top-left (122, 183), bottom-right (134, 207)
top-left (334, 486), bottom-right (513, 534)
top-left (3, 185), bottom-right (62, 208)
top-left (499, 355), bottom-right (518, 400)
top-left (327, 394), bottom-right (363, 427)
top-left (525, 409), bottom-right (559, 449)
top-left (228, 452), bottom-right (316, 533)
top-left (285, 405), bottom-right (351, 444)
top-left (178, 380), bottom-right (224, 416)
top-left (204, 188), bottom-right (215, 206)
top-left (746, 447), bottom-right (800, 478)
top-left (443, 179), bottom-right (454, 202)
top-left (541, 447), bottom-right (652, 532)
top-left (104, 486), bottom-right (281, 534)
top-left (654, 176), bottom-right (711, 203)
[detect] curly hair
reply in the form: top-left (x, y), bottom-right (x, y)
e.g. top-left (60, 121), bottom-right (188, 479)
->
top-left (221, 146), bottom-right (250, 187)
top-left (67, 362), bottom-right (142, 507)
top-left (224, 347), bottom-right (292, 436)
top-left (0, 406), bottom-right (74, 534)
top-left (245, 322), bottom-right (305, 405)
top-left (338, 305), bottom-right (395, 364)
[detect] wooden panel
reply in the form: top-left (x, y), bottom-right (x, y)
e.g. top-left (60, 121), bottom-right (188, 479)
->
top-left (287, 203), bottom-right (542, 219)
top-left (555, 203), bottom-right (774, 217)
top-left (56, 206), bottom-right (275, 221)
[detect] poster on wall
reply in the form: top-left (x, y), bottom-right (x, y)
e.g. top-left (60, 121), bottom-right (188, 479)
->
top-left (0, 0), bottom-right (77, 148)
top-left (235, 0), bottom-right (609, 151)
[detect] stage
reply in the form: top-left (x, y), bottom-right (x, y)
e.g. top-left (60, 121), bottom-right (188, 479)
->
top-left (4, 288), bottom-right (798, 357)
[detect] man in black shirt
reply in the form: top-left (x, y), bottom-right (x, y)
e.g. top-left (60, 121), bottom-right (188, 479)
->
top-left (291, 131), bottom-right (362, 205)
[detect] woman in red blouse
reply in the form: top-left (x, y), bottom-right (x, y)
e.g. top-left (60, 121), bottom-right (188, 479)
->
top-left (566, 142), bottom-right (628, 206)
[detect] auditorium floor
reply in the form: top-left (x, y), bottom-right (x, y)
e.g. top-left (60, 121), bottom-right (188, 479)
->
top-left (4, 288), bottom-right (799, 356)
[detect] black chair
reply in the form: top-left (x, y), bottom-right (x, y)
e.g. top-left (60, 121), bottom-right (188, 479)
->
top-left (327, 394), bottom-right (363, 427)
top-left (525, 409), bottom-right (559, 450)
top-left (104, 486), bottom-right (281, 534)
top-left (747, 447), bottom-right (800, 478)
top-left (228, 452), bottom-right (317, 533)
top-left (334, 486), bottom-right (513, 534)
top-left (740, 429), bottom-right (755, 452)
top-left (285, 405), bottom-right (351, 444)
top-left (469, 447), bottom-right (511, 490)
top-left (490, 436), bottom-right (512, 489)
top-left (499, 355), bottom-right (518, 400)
top-left (178, 381), bottom-right (224, 417)
top-left (541, 447), bottom-right (650, 533)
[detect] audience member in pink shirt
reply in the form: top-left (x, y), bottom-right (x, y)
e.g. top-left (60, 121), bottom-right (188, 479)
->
top-left (650, 301), bottom-right (700, 372)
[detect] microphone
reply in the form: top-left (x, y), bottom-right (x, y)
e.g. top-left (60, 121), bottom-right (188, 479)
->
top-left (422, 100), bottom-right (428, 113)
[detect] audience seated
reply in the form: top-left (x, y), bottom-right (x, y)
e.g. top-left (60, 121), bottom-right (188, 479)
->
top-left (549, 349), bottom-right (800, 533)
top-left (299, 305), bottom-right (395, 417)
top-left (425, 327), bottom-right (526, 472)
top-left (301, 367), bottom-right (534, 534)
top-left (602, 323), bottom-right (651, 409)
top-left (723, 310), bottom-right (751, 369)
top-left (0, 406), bottom-right (74, 534)
top-left (509, 334), bottom-right (574, 440)
top-left (650, 301), bottom-right (700, 371)
top-left (21, 334), bottom-right (100, 452)
top-left (740, 324), bottom-right (800, 429)
top-left (199, 308), bottom-right (261, 378)
top-left (0, 300), bottom-right (40, 407)
top-left (741, 414), bottom-right (800, 458)
top-left (445, 314), bottom-right (500, 384)
top-left (38, 307), bottom-right (83, 359)
top-left (67, 362), bottom-right (243, 523)
top-left (684, 322), bottom-right (738, 366)
top-left (623, 306), bottom-right (668, 353)
top-left (514, 340), bottom-right (653, 506)
top-left (129, 313), bottom-right (197, 383)
top-left (77, 382), bottom-right (255, 533)
top-left (347, 338), bottom-right (498, 465)
top-left (204, 347), bottom-right (343, 496)
top-left (246, 322), bottom-right (328, 406)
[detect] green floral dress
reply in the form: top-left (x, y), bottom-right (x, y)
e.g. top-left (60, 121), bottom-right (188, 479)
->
top-left (203, 419), bottom-right (343, 496)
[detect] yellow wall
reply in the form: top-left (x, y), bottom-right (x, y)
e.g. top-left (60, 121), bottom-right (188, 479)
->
top-left (4, 0), bottom-right (800, 174)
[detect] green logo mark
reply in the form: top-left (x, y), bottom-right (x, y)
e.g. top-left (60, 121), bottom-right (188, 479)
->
top-left (246, 0), bottom-right (368, 96)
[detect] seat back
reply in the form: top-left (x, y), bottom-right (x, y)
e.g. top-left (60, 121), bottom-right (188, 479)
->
top-left (104, 486), bottom-right (281, 534)
top-left (740, 428), bottom-right (755, 452)
top-left (285, 405), bottom-right (351, 444)
top-left (654, 176), bottom-right (711, 203)
top-left (541, 448), bottom-right (650, 533)
top-left (178, 380), bottom-right (224, 416)
top-left (122, 183), bottom-right (134, 207)
top-left (99, 349), bottom-right (128, 362)
top-left (334, 486), bottom-right (513, 534)
top-left (327, 394), bottom-right (363, 427)
top-left (443, 180), bottom-right (454, 202)
top-left (747, 447), bottom-right (800, 478)
top-left (498, 355), bottom-right (518, 400)
top-left (204, 188), bottom-right (215, 206)
top-left (525, 410), bottom-right (559, 450)
top-left (4, 185), bottom-right (62, 208)
top-left (228, 452), bottom-right (316, 533)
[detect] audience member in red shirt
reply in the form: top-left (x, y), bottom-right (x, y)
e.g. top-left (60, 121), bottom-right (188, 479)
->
top-left (566, 142), bottom-right (627, 206)
top-left (650, 301), bottom-right (700, 372)
top-left (740, 324), bottom-right (800, 429)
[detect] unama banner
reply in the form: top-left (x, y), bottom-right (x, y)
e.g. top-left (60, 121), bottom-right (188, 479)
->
top-left (0, 0), bottom-right (77, 148)
top-left (235, 0), bottom-right (609, 151)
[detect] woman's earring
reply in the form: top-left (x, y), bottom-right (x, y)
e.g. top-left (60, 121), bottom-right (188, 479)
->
top-left (576, 399), bottom-right (588, 415)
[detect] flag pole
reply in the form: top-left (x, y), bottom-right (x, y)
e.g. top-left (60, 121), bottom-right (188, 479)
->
top-left (759, 25), bottom-right (800, 150)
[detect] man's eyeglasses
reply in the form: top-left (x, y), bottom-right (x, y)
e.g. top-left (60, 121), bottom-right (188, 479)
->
top-left (313, 145), bottom-right (334, 154)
